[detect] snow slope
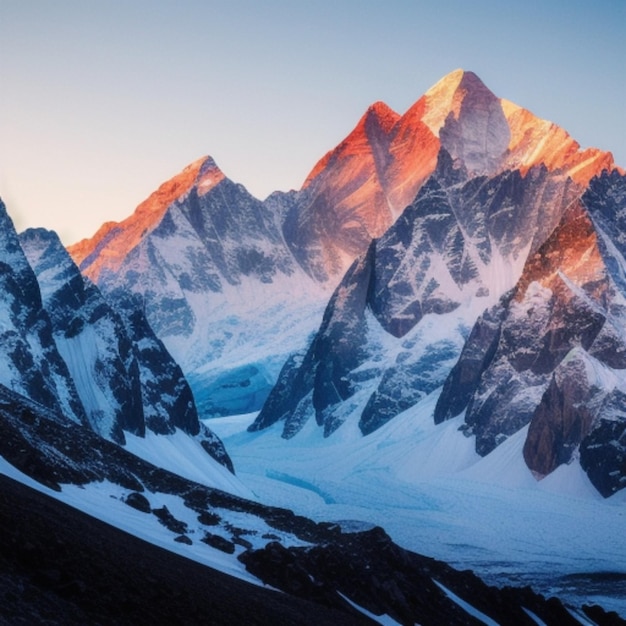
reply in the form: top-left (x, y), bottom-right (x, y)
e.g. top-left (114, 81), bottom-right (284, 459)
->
top-left (0, 456), bottom-right (261, 586)
top-left (123, 429), bottom-right (251, 499)
top-left (208, 393), bottom-right (626, 616)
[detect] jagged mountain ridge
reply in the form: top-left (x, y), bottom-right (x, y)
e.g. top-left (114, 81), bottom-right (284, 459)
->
top-left (252, 156), bottom-right (583, 437)
top-left (434, 171), bottom-right (626, 497)
top-left (248, 74), bottom-right (625, 497)
top-left (0, 203), bottom-right (232, 475)
top-left (69, 156), bottom-right (328, 412)
top-left (22, 228), bottom-right (227, 443)
top-left (70, 70), bottom-right (614, 287)
top-left (0, 201), bottom-right (87, 427)
top-left (71, 156), bottom-right (300, 337)
top-left (19, 228), bottom-right (145, 443)
top-left (66, 69), bottom-right (619, 423)
top-left (290, 69), bottom-right (615, 281)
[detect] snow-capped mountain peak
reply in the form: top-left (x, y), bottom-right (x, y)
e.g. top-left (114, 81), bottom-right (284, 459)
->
top-left (68, 155), bottom-right (220, 281)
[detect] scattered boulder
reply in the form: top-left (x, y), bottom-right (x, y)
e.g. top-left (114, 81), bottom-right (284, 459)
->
top-left (123, 492), bottom-right (151, 513)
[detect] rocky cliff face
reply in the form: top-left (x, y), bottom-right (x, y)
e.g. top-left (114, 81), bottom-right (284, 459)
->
top-left (18, 227), bottom-right (232, 471)
top-left (0, 201), bottom-right (86, 426)
top-left (68, 157), bottom-right (327, 411)
top-left (289, 69), bottom-right (616, 282)
top-left (251, 155), bottom-right (583, 439)
top-left (433, 173), bottom-right (626, 496)
top-left (19, 228), bottom-right (144, 443)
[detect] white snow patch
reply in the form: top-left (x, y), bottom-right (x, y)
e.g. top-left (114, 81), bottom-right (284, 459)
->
top-left (123, 429), bottom-right (252, 499)
top-left (337, 593), bottom-right (403, 626)
top-left (432, 580), bottom-right (499, 626)
top-left (565, 607), bottom-right (599, 626)
top-left (165, 271), bottom-right (328, 376)
top-left (522, 606), bottom-right (549, 626)
top-left (55, 325), bottom-right (118, 434)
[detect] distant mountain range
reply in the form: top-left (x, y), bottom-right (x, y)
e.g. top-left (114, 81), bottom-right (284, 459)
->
top-left (1, 69), bottom-right (625, 622)
top-left (65, 69), bottom-right (626, 496)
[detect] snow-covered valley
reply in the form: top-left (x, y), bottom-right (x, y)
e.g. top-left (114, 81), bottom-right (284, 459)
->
top-left (207, 393), bottom-right (626, 617)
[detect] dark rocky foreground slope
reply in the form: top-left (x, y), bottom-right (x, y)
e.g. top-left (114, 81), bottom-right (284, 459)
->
top-left (1, 383), bottom-right (623, 625)
top-left (2, 474), bottom-right (624, 626)
top-left (0, 473), bottom-right (371, 626)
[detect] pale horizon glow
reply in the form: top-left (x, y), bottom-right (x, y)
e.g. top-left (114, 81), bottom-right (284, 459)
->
top-left (1, 1), bottom-right (625, 245)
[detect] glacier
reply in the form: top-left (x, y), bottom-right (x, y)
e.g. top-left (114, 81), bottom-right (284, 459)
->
top-left (208, 395), bottom-right (626, 616)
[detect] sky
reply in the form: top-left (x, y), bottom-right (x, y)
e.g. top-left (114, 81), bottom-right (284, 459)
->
top-left (1, 0), bottom-right (625, 245)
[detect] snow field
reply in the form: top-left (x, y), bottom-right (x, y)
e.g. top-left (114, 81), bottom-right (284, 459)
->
top-left (207, 392), bottom-right (626, 615)
top-left (123, 429), bottom-right (252, 498)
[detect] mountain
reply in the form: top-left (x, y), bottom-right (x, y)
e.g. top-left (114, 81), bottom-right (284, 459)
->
top-left (251, 156), bottom-right (581, 437)
top-left (67, 71), bottom-right (619, 425)
top-left (0, 475), bottom-right (371, 626)
top-left (69, 156), bottom-right (297, 330)
top-left (67, 157), bottom-right (329, 417)
top-left (249, 72), bottom-right (626, 499)
top-left (0, 246), bottom-right (611, 622)
top-left (19, 228), bottom-right (144, 443)
top-left (17, 226), bottom-right (234, 473)
top-left (286, 69), bottom-right (614, 282)
top-left (0, 200), bottom-right (87, 426)
top-left (434, 171), bottom-right (626, 497)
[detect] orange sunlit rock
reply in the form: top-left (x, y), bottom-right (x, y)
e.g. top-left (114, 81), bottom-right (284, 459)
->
top-left (294, 69), bottom-right (618, 280)
top-left (515, 201), bottom-right (606, 301)
top-left (68, 70), bottom-right (619, 288)
top-left (421, 68), bottom-right (464, 135)
top-left (502, 101), bottom-right (616, 185)
top-left (297, 71), bottom-right (471, 272)
top-left (385, 96), bottom-right (440, 216)
top-left (68, 156), bottom-right (210, 281)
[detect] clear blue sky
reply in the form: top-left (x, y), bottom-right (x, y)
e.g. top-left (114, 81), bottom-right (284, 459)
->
top-left (1, 0), bottom-right (624, 244)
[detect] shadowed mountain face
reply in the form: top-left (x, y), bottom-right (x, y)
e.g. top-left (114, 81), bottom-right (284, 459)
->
top-left (0, 215), bottom-right (232, 472)
top-left (434, 179), bottom-right (626, 497)
top-left (0, 472), bottom-right (375, 626)
top-left (253, 169), bottom-right (626, 497)
top-left (0, 201), bottom-right (87, 427)
top-left (251, 156), bottom-right (581, 436)
top-left (19, 228), bottom-right (145, 443)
